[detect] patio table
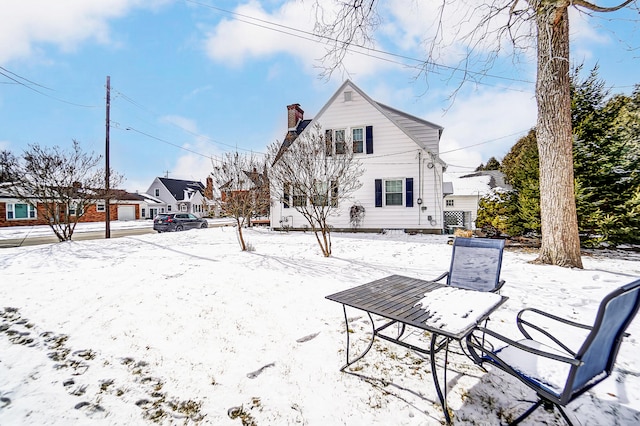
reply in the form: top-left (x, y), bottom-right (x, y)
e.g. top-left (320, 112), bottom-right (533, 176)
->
top-left (326, 274), bottom-right (508, 424)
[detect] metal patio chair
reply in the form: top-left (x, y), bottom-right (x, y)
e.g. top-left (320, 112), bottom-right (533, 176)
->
top-left (466, 278), bottom-right (640, 425)
top-left (431, 237), bottom-right (506, 293)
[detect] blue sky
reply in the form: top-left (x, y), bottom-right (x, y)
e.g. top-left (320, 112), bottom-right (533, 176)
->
top-left (1, 0), bottom-right (638, 193)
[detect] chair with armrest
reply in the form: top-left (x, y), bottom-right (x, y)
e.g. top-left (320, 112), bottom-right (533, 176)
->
top-left (432, 237), bottom-right (506, 293)
top-left (466, 278), bottom-right (640, 425)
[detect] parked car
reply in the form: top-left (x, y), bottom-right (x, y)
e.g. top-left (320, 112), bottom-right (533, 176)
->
top-left (153, 213), bottom-right (208, 233)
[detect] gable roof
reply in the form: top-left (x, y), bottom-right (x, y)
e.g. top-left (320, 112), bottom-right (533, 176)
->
top-left (273, 118), bottom-right (311, 165)
top-left (158, 177), bottom-right (205, 201)
top-left (277, 80), bottom-right (446, 167)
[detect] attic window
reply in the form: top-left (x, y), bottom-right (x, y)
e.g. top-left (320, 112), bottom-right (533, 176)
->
top-left (344, 91), bottom-right (352, 102)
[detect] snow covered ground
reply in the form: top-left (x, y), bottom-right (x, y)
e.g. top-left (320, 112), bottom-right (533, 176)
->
top-left (1, 227), bottom-right (639, 425)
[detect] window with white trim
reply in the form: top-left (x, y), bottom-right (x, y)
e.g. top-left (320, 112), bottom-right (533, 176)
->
top-left (385, 180), bottom-right (403, 206)
top-left (68, 203), bottom-right (84, 216)
top-left (334, 129), bottom-right (346, 154)
top-left (6, 203), bottom-right (37, 220)
top-left (446, 199), bottom-right (454, 207)
top-left (96, 202), bottom-right (105, 212)
top-left (168, 205), bottom-right (172, 211)
top-left (154, 188), bottom-right (160, 197)
top-left (352, 127), bottom-right (364, 153)
top-left (292, 185), bottom-right (306, 207)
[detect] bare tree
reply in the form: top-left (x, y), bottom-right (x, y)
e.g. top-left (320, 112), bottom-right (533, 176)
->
top-left (6, 140), bottom-right (122, 241)
top-left (211, 152), bottom-right (270, 251)
top-left (0, 150), bottom-right (19, 183)
top-left (314, 0), bottom-right (638, 268)
top-left (267, 123), bottom-right (364, 257)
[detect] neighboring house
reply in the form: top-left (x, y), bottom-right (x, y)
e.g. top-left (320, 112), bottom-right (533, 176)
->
top-left (271, 80), bottom-right (447, 233)
top-left (442, 170), bottom-right (512, 231)
top-left (0, 183), bottom-right (148, 227)
top-left (145, 177), bottom-right (211, 218)
top-left (135, 192), bottom-right (166, 220)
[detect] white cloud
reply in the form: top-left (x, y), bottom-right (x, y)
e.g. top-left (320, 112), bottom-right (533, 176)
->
top-left (0, 0), bottom-right (169, 64)
top-left (201, 0), bottom-right (392, 79)
top-left (157, 115), bottom-right (221, 183)
top-left (430, 87), bottom-right (536, 170)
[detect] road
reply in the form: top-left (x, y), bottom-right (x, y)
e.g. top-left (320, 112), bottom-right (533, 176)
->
top-left (0, 227), bottom-right (156, 248)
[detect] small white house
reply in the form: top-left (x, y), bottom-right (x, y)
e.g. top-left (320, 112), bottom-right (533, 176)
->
top-left (443, 171), bottom-right (512, 231)
top-left (145, 177), bottom-right (210, 218)
top-left (271, 80), bottom-right (447, 233)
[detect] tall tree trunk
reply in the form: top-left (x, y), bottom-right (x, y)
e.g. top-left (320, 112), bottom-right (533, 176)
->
top-left (534, 3), bottom-right (583, 268)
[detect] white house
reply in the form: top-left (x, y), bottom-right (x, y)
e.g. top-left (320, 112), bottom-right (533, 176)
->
top-left (145, 177), bottom-right (211, 218)
top-left (442, 171), bottom-right (512, 231)
top-left (271, 80), bottom-right (447, 233)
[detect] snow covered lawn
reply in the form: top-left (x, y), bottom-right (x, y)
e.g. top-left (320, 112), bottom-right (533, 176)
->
top-left (1, 228), bottom-right (639, 425)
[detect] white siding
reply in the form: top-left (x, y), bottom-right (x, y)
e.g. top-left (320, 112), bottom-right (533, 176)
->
top-left (272, 82), bottom-right (444, 231)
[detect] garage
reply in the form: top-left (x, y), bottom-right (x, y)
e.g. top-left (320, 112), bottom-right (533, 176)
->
top-left (117, 205), bottom-right (136, 221)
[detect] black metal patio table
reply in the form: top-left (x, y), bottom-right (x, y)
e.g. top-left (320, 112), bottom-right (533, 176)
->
top-left (326, 274), bottom-right (508, 425)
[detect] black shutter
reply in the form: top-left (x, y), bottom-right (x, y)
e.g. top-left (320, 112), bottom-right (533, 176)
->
top-left (331, 180), bottom-right (339, 207)
top-left (366, 126), bottom-right (373, 154)
top-left (375, 179), bottom-right (382, 207)
top-left (283, 183), bottom-right (290, 209)
top-left (325, 129), bottom-right (333, 156)
top-left (405, 178), bottom-right (413, 207)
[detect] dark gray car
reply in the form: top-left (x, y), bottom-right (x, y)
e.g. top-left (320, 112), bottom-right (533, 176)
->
top-left (153, 213), bottom-right (208, 232)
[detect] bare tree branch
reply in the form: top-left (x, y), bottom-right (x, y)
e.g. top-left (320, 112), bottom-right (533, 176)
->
top-left (267, 123), bottom-right (364, 257)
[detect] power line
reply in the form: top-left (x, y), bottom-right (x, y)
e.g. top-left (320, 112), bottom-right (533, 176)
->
top-left (439, 130), bottom-right (529, 154)
top-left (112, 87), bottom-right (267, 155)
top-left (0, 67), bottom-right (99, 108)
top-left (118, 125), bottom-right (224, 164)
top-left (184, 0), bottom-right (537, 88)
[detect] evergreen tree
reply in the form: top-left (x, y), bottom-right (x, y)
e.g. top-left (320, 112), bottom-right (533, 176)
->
top-left (500, 129), bottom-right (541, 236)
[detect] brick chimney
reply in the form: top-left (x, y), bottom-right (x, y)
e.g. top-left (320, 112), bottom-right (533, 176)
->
top-left (287, 104), bottom-right (304, 130)
top-left (205, 176), bottom-right (213, 199)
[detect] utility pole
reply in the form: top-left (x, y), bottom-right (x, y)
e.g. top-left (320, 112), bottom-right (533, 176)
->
top-left (105, 76), bottom-right (111, 238)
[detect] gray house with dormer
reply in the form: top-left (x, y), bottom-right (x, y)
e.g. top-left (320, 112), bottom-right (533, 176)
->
top-left (145, 177), bottom-right (210, 218)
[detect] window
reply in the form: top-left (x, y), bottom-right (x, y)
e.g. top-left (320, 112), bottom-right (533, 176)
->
top-left (385, 180), bottom-right (403, 206)
top-left (334, 130), bottom-right (346, 154)
top-left (312, 182), bottom-right (328, 206)
top-left (352, 128), bottom-right (364, 153)
top-left (68, 203), bottom-right (83, 216)
top-left (168, 205), bottom-right (172, 211)
top-left (344, 91), bottom-right (352, 102)
top-left (6, 203), bottom-right (37, 220)
top-left (154, 188), bottom-right (160, 197)
top-left (180, 204), bottom-right (187, 212)
top-left (141, 208), bottom-right (146, 218)
top-left (446, 199), bottom-right (454, 207)
top-left (292, 185), bottom-right (306, 207)
top-left (96, 202), bottom-right (105, 212)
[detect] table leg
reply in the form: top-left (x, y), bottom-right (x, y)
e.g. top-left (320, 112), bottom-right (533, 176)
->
top-left (340, 305), bottom-right (375, 371)
top-left (430, 333), bottom-right (452, 425)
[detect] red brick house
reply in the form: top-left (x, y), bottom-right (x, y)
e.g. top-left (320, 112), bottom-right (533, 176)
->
top-left (0, 185), bottom-right (149, 227)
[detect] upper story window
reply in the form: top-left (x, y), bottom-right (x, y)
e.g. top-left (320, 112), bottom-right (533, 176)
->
top-left (352, 128), bottom-right (364, 153)
top-left (446, 199), bottom-right (454, 207)
top-left (344, 91), bottom-right (352, 102)
top-left (334, 130), bottom-right (346, 154)
top-left (154, 188), bottom-right (160, 197)
top-left (6, 203), bottom-right (37, 220)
